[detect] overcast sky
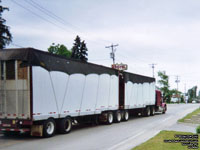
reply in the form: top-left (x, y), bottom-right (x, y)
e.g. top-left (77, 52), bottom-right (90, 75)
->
top-left (2, 0), bottom-right (200, 93)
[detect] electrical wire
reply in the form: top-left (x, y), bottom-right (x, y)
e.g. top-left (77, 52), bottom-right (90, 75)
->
top-left (10, 43), bottom-right (24, 48)
top-left (12, 0), bottom-right (113, 47)
top-left (24, 0), bottom-right (81, 32)
top-left (11, 0), bottom-right (67, 31)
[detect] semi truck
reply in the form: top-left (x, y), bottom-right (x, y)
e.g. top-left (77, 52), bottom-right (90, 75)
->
top-left (0, 48), bottom-right (167, 137)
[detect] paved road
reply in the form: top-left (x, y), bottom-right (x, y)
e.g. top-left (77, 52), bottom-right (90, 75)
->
top-left (0, 104), bottom-right (199, 150)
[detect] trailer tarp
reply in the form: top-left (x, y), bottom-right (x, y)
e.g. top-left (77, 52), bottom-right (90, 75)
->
top-left (124, 72), bottom-right (155, 84)
top-left (0, 48), bottom-right (155, 83)
top-left (0, 48), bottom-right (118, 75)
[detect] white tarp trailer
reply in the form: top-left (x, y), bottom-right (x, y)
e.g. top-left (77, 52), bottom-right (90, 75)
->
top-left (0, 48), bottom-right (157, 137)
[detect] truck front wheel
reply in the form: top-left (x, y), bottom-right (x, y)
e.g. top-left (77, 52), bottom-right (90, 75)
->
top-left (58, 117), bottom-right (72, 134)
top-left (162, 106), bottom-right (167, 114)
top-left (43, 118), bottom-right (56, 138)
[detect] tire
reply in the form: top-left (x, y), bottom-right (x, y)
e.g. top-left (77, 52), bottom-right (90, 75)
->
top-left (114, 111), bottom-right (122, 123)
top-left (150, 106), bottom-right (155, 116)
top-left (93, 115), bottom-right (99, 125)
top-left (107, 112), bottom-right (114, 125)
top-left (162, 106), bottom-right (166, 114)
top-left (43, 118), bottom-right (56, 138)
top-left (58, 117), bottom-right (72, 134)
top-left (123, 111), bottom-right (129, 121)
top-left (144, 107), bottom-right (150, 117)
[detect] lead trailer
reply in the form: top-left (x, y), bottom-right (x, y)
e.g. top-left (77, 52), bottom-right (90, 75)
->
top-left (0, 48), bottom-right (167, 137)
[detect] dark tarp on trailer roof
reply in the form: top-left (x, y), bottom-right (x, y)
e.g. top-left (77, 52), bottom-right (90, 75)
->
top-left (0, 48), bottom-right (118, 75)
top-left (0, 48), bottom-right (155, 83)
top-left (123, 72), bottom-right (155, 84)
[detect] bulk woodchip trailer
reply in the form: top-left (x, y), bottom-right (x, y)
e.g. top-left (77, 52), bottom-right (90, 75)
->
top-left (0, 48), bottom-right (167, 137)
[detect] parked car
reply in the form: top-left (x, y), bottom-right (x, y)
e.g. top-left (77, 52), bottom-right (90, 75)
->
top-left (192, 100), bottom-right (196, 104)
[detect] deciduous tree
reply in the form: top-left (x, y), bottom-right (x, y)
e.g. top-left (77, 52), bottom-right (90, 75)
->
top-left (158, 71), bottom-right (171, 103)
top-left (48, 43), bottom-right (72, 58)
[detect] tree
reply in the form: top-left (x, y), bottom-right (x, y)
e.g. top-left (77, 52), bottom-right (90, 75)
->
top-left (71, 35), bottom-right (88, 62)
top-left (48, 43), bottom-right (72, 58)
top-left (0, 1), bottom-right (12, 49)
top-left (187, 86), bottom-right (197, 102)
top-left (79, 41), bottom-right (88, 62)
top-left (170, 89), bottom-right (182, 103)
top-left (157, 71), bottom-right (171, 103)
top-left (71, 35), bottom-right (81, 59)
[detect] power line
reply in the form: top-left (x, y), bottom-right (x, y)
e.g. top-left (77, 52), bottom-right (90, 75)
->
top-left (24, 0), bottom-right (81, 32)
top-left (23, 0), bottom-right (114, 46)
top-left (11, 0), bottom-right (67, 31)
top-left (11, 43), bottom-right (24, 48)
top-left (105, 44), bottom-right (119, 64)
top-left (11, 0), bottom-right (114, 48)
top-left (89, 58), bottom-right (110, 61)
top-left (117, 50), bottom-right (147, 64)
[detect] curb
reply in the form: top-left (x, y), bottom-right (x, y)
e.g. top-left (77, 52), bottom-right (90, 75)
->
top-left (177, 121), bottom-right (199, 127)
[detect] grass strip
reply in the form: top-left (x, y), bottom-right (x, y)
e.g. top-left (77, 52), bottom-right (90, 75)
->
top-left (178, 108), bottom-right (200, 123)
top-left (132, 130), bottom-right (199, 150)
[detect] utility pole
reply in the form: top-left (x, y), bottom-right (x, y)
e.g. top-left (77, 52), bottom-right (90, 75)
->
top-left (175, 76), bottom-right (180, 103)
top-left (184, 83), bottom-right (186, 95)
top-left (184, 83), bottom-right (187, 103)
top-left (149, 63), bottom-right (156, 78)
top-left (105, 44), bottom-right (119, 64)
top-left (175, 76), bottom-right (180, 91)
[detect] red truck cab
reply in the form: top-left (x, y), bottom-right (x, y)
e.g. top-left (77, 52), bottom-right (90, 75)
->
top-left (155, 90), bottom-right (167, 113)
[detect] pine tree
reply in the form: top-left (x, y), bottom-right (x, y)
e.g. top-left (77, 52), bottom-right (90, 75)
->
top-left (0, 1), bottom-right (12, 49)
top-left (71, 36), bottom-right (81, 59)
top-left (71, 35), bottom-right (88, 62)
top-left (80, 41), bottom-right (88, 62)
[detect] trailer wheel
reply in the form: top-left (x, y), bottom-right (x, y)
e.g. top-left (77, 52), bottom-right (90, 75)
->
top-left (107, 112), bottom-right (114, 125)
top-left (58, 117), bottom-right (72, 134)
top-left (114, 111), bottom-right (122, 123)
top-left (93, 115), bottom-right (99, 125)
top-left (123, 111), bottom-right (129, 121)
top-left (43, 118), bottom-right (56, 138)
top-left (144, 107), bottom-right (150, 117)
top-left (150, 106), bottom-right (155, 116)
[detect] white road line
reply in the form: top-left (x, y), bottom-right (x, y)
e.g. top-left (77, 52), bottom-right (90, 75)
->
top-left (160, 116), bottom-right (173, 123)
top-left (108, 116), bottom-right (174, 150)
top-left (108, 130), bottom-right (146, 150)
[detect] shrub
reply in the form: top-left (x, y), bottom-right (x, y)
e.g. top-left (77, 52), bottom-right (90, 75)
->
top-left (196, 125), bottom-right (200, 134)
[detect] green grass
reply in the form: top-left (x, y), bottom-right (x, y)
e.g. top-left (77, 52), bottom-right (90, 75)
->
top-left (132, 131), bottom-right (199, 150)
top-left (178, 108), bottom-right (200, 123)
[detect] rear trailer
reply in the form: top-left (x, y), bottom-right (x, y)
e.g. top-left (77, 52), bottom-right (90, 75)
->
top-left (0, 60), bottom-right (32, 133)
top-left (0, 48), bottom-right (166, 137)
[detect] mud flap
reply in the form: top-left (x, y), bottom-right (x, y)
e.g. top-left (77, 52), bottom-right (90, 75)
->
top-left (31, 125), bottom-right (43, 137)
